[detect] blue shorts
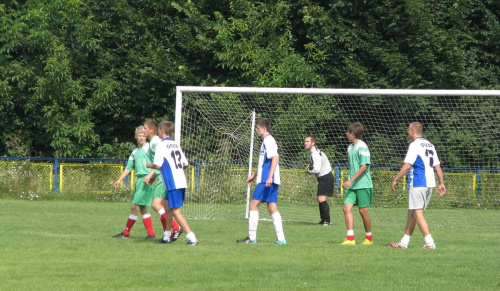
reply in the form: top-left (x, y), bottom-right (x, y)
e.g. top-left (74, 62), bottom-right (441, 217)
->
top-left (166, 189), bottom-right (185, 209)
top-left (252, 183), bottom-right (279, 203)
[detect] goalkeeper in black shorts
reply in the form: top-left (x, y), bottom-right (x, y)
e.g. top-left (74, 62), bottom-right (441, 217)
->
top-left (304, 135), bottom-right (335, 226)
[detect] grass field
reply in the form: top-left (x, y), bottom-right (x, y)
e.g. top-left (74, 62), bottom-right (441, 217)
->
top-left (0, 199), bottom-right (498, 290)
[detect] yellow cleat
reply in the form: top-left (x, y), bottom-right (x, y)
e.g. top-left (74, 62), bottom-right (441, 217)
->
top-left (341, 239), bottom-right (356, 245)
top-left (361, 238), bottom-right (373, 245)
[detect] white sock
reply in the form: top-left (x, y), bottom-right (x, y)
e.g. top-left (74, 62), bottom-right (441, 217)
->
top-left (347, 230), bottom-right (354, 237)
top-left (142, 213), bottom-right (151, 219)
top-left (186, 231), bottom-right (197, 242)
top-left (158, 208), bottom-right (165, 216)
top-left (163, 230), bottom-right (171, 240)
top-left (129, 214), bottom-right (138, 221)
top-left (365, 232), bottom-right (372, 236)
top-left (401, 234), bottom-right (411, 245)
top-left (272, 212), bottom-right (285, 241)
top-left (424, 234), bottom-right (434, 245)
top-left (249, 211), bottom-right (259, 241)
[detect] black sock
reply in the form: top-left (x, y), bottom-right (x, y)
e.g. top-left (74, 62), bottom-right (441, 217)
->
top-left (319, 201), bottom-right (330, 222)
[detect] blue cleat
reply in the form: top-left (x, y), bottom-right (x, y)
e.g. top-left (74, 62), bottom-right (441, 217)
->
top-left (275, 240), bottom-right (287, 245)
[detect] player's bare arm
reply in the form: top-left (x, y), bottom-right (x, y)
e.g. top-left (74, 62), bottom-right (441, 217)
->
top-left (433, 164), bottom-right (446, 196)
top-left (391, 163), bottom-right (412, 191)
top-left (342, 164), bottom-right (367, 188)
top-left (265, 155), bottom-right (279, 187)
top-left (246, 171), bottom-right (257, 185)
top-left (113, 169), bottom-right (131, 188)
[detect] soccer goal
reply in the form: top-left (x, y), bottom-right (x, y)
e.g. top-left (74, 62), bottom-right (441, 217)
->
top-left (175, 87), bottom-right (500, 225)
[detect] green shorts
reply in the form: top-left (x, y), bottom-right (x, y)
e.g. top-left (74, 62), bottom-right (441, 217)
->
top-left (152, 180), bottom-right (166, 199)
top-left (132, 176), bottom-right (154, 206)
top-left (344, 188), bottom-right (373, 208)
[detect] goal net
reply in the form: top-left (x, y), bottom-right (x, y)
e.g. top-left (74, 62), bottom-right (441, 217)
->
top-left (175, 87), bottom-right (499, 227)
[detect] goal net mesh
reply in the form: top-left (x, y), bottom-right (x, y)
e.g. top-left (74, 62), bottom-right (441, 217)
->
top-left (177, 88), bottom-right (499, 227)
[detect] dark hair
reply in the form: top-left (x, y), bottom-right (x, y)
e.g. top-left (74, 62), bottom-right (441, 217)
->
top-left (305, 135), bottom-right (316, 143)
top-left (144, 118), bottom-right (158, 131)
top-left (158, 121), bottom-right (174, 136)
top-left (347, 122), bottom-right (364, 139)
top-left (256, 118), bottom-right (271, 132)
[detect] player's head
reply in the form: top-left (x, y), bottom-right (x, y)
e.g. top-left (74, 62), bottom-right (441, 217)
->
top-left (304, 135), bottom-right (316, 151)
top-left (255, 118), bottom-right (271, 137)
top-left (408, 122), bottom-right (423, 138)
top-left (347, 122), bottom-right (364, 139)
top-left (158, 120), bottom-right (174, 138)
top-left (143, 118), bottom-right (157, 139)
top-left (135, 126), bottom-right (147, 147)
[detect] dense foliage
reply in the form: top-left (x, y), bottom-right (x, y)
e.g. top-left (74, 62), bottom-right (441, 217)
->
top-left (1, 0), bottom-right (499, 158)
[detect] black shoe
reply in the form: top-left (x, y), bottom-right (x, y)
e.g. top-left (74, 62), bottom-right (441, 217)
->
top-left (318, 220), bottom-right (332, 226)
top-left (157, 237), bottom-right (171, 244)
top-left (112, 232), bottom-right (129, 238)
top-left (171, 227), bottom-right (184, 241)
top-left (236, 237), bottom-right (257, 244)
top-left (145, 235), bottom-right (156, 239)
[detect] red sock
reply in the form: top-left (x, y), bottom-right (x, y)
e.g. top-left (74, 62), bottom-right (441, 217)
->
top-left (365, 235), bottom-right (373, 242)
top-left (347, 235), bottom-right (355, 241)
top-left (171, 219), bottom-right (180, 232)
top-left (143, 216), bottom-right (155, 237)
top-left (123, 218), bottom-right (136, 236)
top-left (160, 213), bottom-right (167, 231)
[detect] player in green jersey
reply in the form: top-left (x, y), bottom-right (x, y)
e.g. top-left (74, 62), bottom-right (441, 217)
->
top-left (112, 126), bottom-right (156, 238)
top-left (341, 122), bottom-right (374, 246)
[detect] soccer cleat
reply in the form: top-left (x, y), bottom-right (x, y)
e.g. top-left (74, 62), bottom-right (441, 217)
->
top-left (389, 242), bottom-right (408, 249)
top-left (423, 244), bottom-right (436, 249)
top-left (145, 235), bottom-right (156, 239)
top-left (187, 240), bottom-right (199, 246)
top-left (171, 227), bottom-right (184, 241)
top-left (236, 237), bottom-right (257, 244)
top-left (156, 237), bottom-right (171, 244)
top-left (275, 240), bottom-right (287, 245)
top-left (341, 239), bottom-right (356, 245)
top-left (361, 238), bottom-right (373, 245)
top-left (318, 220), bottom-right (332, 226)
top-left (112, 232), bottom-right (129, 238)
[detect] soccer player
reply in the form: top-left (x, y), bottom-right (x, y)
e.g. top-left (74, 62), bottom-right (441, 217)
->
top-left (341, 122), bottom-right (374, 245)
top-left (143, 118), bottom-right (183, 241)
top-left (112, 126), bottom-right (156, 239)
top-left (145, 120), bottom-right (199, 245)
top-left (304, 135), bottom-right (334, 226)
top-left (389, 122), bottom-right (446, 249)
top-left (237, 118), bottom-right (286, 244)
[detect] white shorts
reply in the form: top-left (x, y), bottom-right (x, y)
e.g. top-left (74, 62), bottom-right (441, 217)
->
top-left (409, 187), bottom-right (433, 210)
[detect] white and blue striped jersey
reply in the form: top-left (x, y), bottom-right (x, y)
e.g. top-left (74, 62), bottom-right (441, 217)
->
top-left (256, 134), bottom-right (281, 185)
top-left (153, 137), bottom-right (188, 190)
top-left (404, 137), bottom-right (441, 188)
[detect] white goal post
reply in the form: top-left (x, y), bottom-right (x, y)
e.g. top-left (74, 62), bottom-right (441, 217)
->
top-left (175, 86), bottom-right (500, 224)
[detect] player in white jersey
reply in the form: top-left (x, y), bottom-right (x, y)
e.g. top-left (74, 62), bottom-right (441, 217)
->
top-left (145, 120), bottom-right (198, 246)
top-left (390, 122), bottom-right (446, 249)
top-left (143, 118), bottom-right (182, 241)
top-left (304, 135), bottom-right (334, 226)
top-left (237, 118), bottom-right (286, 244)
